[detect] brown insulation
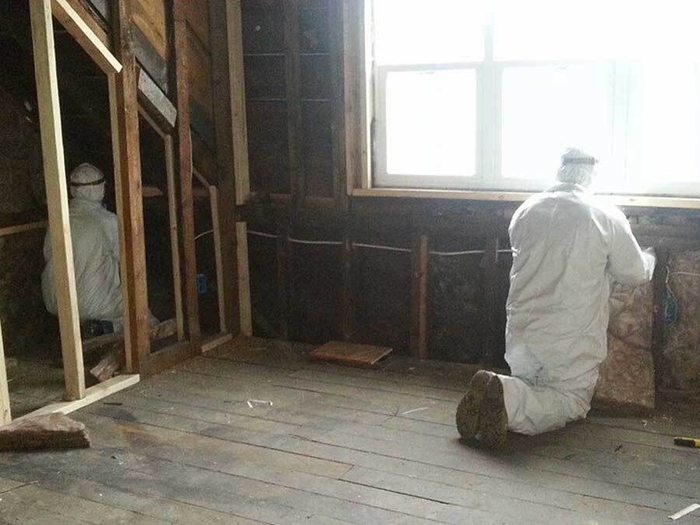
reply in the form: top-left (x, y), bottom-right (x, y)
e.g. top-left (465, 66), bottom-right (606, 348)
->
top-left (593, 282), bottom-right (655, 413)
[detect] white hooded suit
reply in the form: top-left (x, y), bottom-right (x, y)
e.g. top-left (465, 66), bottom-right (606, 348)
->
top-left (498, 151), bottom-right (655, 435)
top-left (42, 164), bottom-right (124, 328)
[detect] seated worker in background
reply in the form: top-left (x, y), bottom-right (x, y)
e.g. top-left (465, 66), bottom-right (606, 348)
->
top-left (42, 163), bottom-right (125, 338)
top-left (456, 148), bottom-right (656, 447)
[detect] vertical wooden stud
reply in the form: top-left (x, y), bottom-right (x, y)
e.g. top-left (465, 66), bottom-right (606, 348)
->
top-left (227, 0), bottom-right (253, 336)
top-left (165, 135), bottom-right (185, 341)
top-left (209, 186), bottom-right (227, 333)
top-left (209, 0), bottom-right (240, 336)
top-left (173, 0), bottom-right (201, 344)
top-left (0, 319), bottom-right (12, 425)
top-left (29, 0), bottom-right (85, 400)
top-left (410, 234), bottom-right (429, 359)
top-left (110, 0), bottom-right (150, 373)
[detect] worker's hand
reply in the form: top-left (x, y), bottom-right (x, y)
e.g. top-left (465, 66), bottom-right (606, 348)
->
top-left (643, 247), bottom-right (656, 260)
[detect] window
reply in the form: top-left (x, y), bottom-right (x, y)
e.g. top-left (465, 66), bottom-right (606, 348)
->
top-left (369, 0), bottom-right (700, 196)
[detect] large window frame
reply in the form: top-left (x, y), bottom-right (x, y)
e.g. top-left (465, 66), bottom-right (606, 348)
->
top-left (353, 0), bottom-right (700, 207)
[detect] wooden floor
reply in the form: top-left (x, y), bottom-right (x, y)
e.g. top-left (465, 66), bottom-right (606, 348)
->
top-left (0, 337), bottom-right (699, 524)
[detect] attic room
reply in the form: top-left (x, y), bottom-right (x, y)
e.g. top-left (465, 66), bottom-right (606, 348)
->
top-left (0, 0), bottom-right (699, 523)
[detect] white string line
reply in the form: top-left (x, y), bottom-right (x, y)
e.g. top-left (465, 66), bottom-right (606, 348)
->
top-left (247, 230), bottom-right (513, 255)
top-left (288, 237), bottom-right (343, 246)
top-left (353, 242), bottom-right (412, 253)
top-left (669, 272), bottom-right (700, 278)
top-left (194, 229), bottom-right (214, 241)
top-left (248, 230), bottom-right (278, 239)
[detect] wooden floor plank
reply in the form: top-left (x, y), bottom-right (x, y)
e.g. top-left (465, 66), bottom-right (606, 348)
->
top-left (81, 390), bottom-right (700, 525)
top-left (1, 337), bottom-right (699, 525)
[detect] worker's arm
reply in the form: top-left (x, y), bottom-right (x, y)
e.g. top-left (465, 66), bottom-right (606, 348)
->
top-left (607, 211), bottom-right (656, 285)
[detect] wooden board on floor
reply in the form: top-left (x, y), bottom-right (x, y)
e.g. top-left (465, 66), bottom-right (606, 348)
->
top-left (309, 341), bottom-right (393, 368)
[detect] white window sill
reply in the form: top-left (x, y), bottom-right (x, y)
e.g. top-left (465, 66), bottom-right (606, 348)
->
top-left (352, 188), bottom-right (700, 210)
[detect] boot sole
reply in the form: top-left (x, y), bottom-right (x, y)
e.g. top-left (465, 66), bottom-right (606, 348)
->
top-left (455, 370), bottom-right (492, 440)
top-left (478, 375), bottom-right (508, 448)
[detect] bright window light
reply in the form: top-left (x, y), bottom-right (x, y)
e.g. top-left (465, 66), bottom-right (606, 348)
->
top-left (501, 65), bottom-right (612, 181)
top-left (385, 70), bottom-right (476, 177)
top-left (370, 0), bottom-right (700, 196)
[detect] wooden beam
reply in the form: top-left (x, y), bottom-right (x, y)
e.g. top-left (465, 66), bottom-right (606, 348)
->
top-left (284, 0), bottom-right (302, 207)
top-left (51, 0), bottom-right (122, 74)
top-left (226, 0), bottom-right (250, 206)
top-left (0, 221), bottom-right (48, 238)
top-left (19, 375), bottom-right (140, 419)
top-left (174, 0), bottom-right (201, 344)
top-left (109, 0), bottom-right (150, 374)
top-left (0, 319), bottom-right (12, 425)
top-left (165, 136), bottom-right (185, 342)
top-left (410, 234), bottom-right (429, 359)
top-left (30, 0), bottom-right (85, 401)
top-left (209, 186), bottom-right (227, 333)
top-left (343, 0), bottom-right (369, 194)
top-left (651, 248), bottom-right (670, 390)
top-left (137, 68), bottom-right (177, 130)
top-left (237, 223), bottom-right (253, 336)
top-left (226, 0), bottom-right (252, 335)
top-left (201, 333), bottom-right (233, 353)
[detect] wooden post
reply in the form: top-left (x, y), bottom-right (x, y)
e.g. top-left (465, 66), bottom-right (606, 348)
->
top-left (340, 232), bottom-right (356, 342)
top-left (227, 0), bottom-right (253, 336)
top-left (276, 232), bottom-right (290, 340)
top-left (651, 247), bottom-right (670, 389)
top-left (209, 0), bottom-right (239, 336)
top-left (110, 0), bottom-right (150, 373)
top-left (173, 0), bottom-right (201, 344)
top-left (29, 0), bottom-right (85, 400)
top-left (165, 136), bottom-right (185, 341)
top-left (209, 186), bottom-right (227, 333)
top-left (0, 319), bottom-right (12, 425)
top-left (410, 235), bottom-right (429, 359)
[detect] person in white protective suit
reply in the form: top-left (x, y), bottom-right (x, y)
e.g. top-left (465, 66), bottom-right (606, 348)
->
top-left (41, 163), bottom-right (125, 335)
top-left (456, 148), bottom-right (656, 447)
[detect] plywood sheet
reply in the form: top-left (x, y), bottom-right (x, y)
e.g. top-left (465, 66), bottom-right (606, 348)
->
top-left (310, 341), bottom-right (393, 368)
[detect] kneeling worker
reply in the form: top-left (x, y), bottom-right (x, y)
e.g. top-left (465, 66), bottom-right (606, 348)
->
top-left (456, 148), bottom-right (656, 447)
top-left (42, 163), bottom-right (124, 336)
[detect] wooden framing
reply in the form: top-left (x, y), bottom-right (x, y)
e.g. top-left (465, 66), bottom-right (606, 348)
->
top-left (0, 319), bottom-right (11, 425)
top-left (410, 235), bottom-right (429, 359)
top-left (29, 0), bottom-right (86, 400)
top-left (138, 107), bottom-right (186, 342)
top-left (50, 0), bottom-right (121, 74)
top-left (227, 0), bottom-right (252, 336)
top-left (19, 375), bottom-right (140, 420)
top-left (0, 221), bottom-right (48, 238)
top-left (209, 186), bottom-right (227, 333)
top-left (110, 0), bottom-right (151, 374)
top-left (174, 0), bottom-right (201, 346)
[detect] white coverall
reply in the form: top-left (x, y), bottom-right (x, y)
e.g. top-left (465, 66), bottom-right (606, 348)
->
top-left (41, 164), bottom-right (124, 329)
top-left (499, 182), bottom-right (655, 435)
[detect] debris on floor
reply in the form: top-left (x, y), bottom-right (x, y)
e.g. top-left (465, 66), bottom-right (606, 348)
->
top-left (669, 503), bottom-right (700, 521)
top-left (0, 413), bottom-right (90, 451)
top-left (310, 341), bottom-right (393, 368)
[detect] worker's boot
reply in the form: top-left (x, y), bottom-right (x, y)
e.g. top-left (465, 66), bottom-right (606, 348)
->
top-left (477, 374), bottom-right (508, 448)
top-left (455, 370), bottom-right (491, 440)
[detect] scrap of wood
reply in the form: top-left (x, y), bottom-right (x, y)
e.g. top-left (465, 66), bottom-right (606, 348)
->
top-left (310, 341), bottom-right (393, 369)
top-left (0, 221), bottom-right (48, 238)
top-left (0, 413), bottom-right (90, 451)
top-left (90, 348), bottom-right (124, 383)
